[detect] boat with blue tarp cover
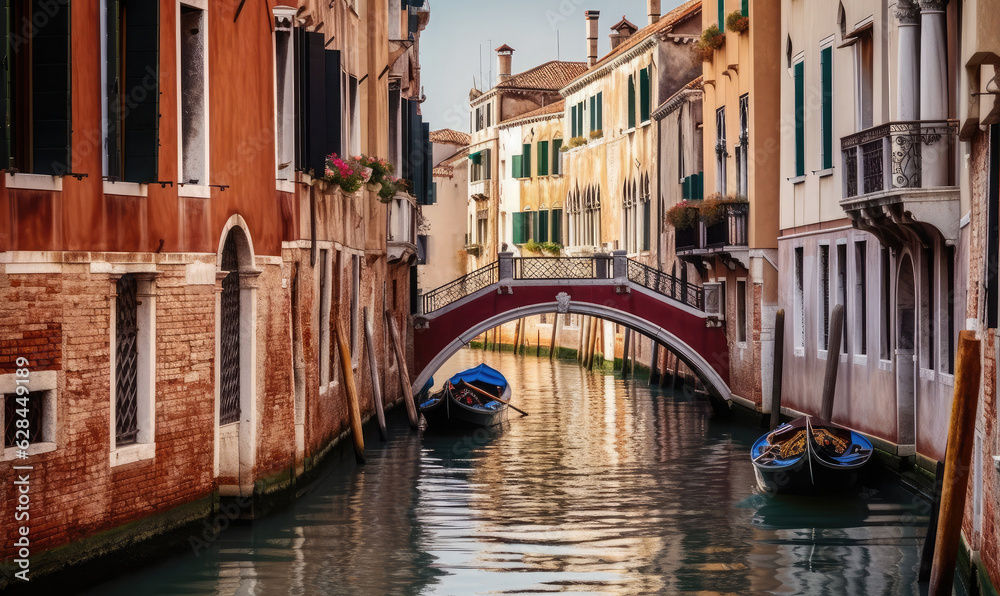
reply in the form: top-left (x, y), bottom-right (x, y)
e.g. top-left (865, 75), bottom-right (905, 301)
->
top-left (751, 416), bottom-right (873, 494)
top-left (419, 364), bottom-right (511, 429)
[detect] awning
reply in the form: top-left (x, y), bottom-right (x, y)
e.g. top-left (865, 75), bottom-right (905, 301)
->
top-left (469, 151), bottom-right (483, 165)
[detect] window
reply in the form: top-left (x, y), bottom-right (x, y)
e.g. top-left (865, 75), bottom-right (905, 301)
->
top-left (477, 208), bottom-right (488, 245)
top-left (641, 176), bottom-right (651, 251)
top-left (820, 245), bottom-right (830, 350)
top-left (922, 247), bottom-right (935, 370)
top-left (3, 0), bottom-right (72, 176)
top-left (296, 31), bottom-right (342, 177)
top-left (537, 141), bottom-right (549, 176)
top-left (471, 148), bottom-right (492, 182)
top-left (274, 18), bottom-right (294, 181)
top-left (551, 207), bottom-right (563, 243)
top-left (348, 75), bottom-right (360, 156)
top-left (880, 247), bottom-right (892, 360)
top-left (795, 247), bottom-right (805, 349)
top-left (319, 250), bottom-right (331, 385)
top-left (513, 212), bottom-right (528, 244)
top-left (794, 59), bottom-right (805, 177)
top-left (5, 392), bottom-right (45, 447)
top-left (820, 46), bottom-right (833, 169)
top-left (737, 280), bottom-right (748, 343)
top-left (486, 103), bottom-right (491, 128)
top-left (179, 3), bottom-right (207, 185)
top-left (628, 76), bottom-right (637, 129)
top-left (854, 240), bottom-right (867, 355)
top-left (737, 94), bottom-right (749, 196)
top-left (552, 139), bottom-right (563, 174)
top-left (718, 0), bottom-right (725, 30)
top-left (571, 105), bottom-right (578, 137)
top-left (2, 370), bottom-right (57, 459)
top-left (590, 95), bottom-right (597, 132)
top-left (741, 0), bottom-right (748, 17)
top-left (522, 143), bottom-right (532, 178)
top-left (576, 101), bottom-right (584, 138)
top-left (945, 245), bottom-right (955, 374)
top-left (837, 243), bottom-right (848, 354)
top-left (511, 154), bottom-right (522, 179)
top-left (111, 272), bottom-right (155, 461)
top-left (105, 0), bottom-right (159, 183)
top-left (856, 30), bottom-right (874, 130)
top-left (716, 107), bottom-right (727, 193)
top-left (596, 92), bottom-right (603, 131)
top-left (640, 66), bottom-right (651, 123)
top-left (537, 209), bottom-right (549, 242)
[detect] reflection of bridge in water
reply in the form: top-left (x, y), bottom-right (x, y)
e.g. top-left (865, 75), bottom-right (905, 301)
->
top-left (412, 251), bottom-right (731, 401)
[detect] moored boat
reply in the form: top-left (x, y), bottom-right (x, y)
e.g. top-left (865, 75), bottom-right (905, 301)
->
top-left (751, 416), bottom-right (873, 494)
top-left (419, 364), bottom-right (511, 429)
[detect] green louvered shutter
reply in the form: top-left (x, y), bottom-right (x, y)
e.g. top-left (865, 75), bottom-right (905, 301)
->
top-left (522, 143), bottom-right (531, 178)
top-left (596, 92), bottom-right (603, 131)
top-left (718, 0), bottom-right (725, 29)
top-left (794, 61), bottom-right (804, 177)
top-left (0, 0), bottom-right (8, 168)
top-left (589, 95), bottom-right (596, 132)
top-left (682, 176), bottom-right (691, 201)
top-left (552, 139), bottom-right (562, 174)
top-left (642, 201), bottom-right (651, 250)
top-left (31, 0), bottom-right (71, 175)
top-left (741, 0), bottom-right (748, 17)
top-left (551, 208), bottom-right (563, 243)
top-left (640, 67), bottom-right (650, 123)
top-left (512, 212), bottom-right (523, 244)
top-left (821, 47), bottom-right (833, 169)
top-left (571, 105), bottom-right (577, 137)
top-left (512, 155), bottom-right (521, 178)
top-left (577, 102), bottom-right (584, 137)
top-left (628, 75), bottom-right (636, 128)
top-left (538, 141), bottom-right (548, 176)
top-left (538, 210), bottom-right (549, 242)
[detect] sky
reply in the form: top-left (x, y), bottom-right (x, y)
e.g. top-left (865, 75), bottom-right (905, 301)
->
top-left (419, 0), bottom-right (688, 133)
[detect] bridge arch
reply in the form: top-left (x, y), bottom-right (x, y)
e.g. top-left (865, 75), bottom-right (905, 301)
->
top-left (413, 300), bottom-right (731, 403)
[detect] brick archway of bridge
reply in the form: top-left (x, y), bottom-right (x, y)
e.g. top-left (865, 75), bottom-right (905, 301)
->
top-left (412, 253), bottom-right (730, 401)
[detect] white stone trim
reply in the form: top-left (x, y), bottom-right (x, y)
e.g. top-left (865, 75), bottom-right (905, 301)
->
top-left (1, 371), bottom-right (58, 461)
top-left (4, 173), bottom-right (63, 192)
top-left (177, 184), bottom-right (211, 199)
top-left (103, 181), bottom-right (148, 197)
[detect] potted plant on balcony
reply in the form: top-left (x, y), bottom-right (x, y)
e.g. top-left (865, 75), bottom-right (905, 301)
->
top-left (377, 176), bottom-right (409, 203)
top-left (355, 155), bottom-right (393, 193)
top-left (322, 153), bottom-right (366, 194)
top-left (726, 10), bottom-right (749, 34)
top-left (697, 24), bottom-right (725, 60)
top-left (666, 200), bottom-right (700, 231)
top-left (540, 241), bottom-right (563, 256)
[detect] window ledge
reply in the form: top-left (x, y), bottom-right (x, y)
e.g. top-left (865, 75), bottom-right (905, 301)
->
top-left (639, 120), bottom-right (652, 129)
top-left (794, 347), bottom-right (805, 357)
top-left (877, 359), bottom-right (894, 371)
top-left (5, 173), bottom-right (63, 192)
top-left (818, 349), bottom-right (828, 360)
top-left (103, 181), bottom-right (148, 197)
top-left (919, 367), bottom-right (936, 381)
top-left (3, 442), bottom-right (56, 461)
top-left (110, 442), bottom-right (155, 467)
top-left (788, 175), bottom-right (806, 184)
top-left (178, 184), bottom-right (211, 199)
top-left (276, 180), bottom-right (295, 194)
top-left (814, 167), bottom-right (835, 178)
top-left (852, 354), bottom-right (868, 366)
top-left (938, 372), bottom-right (955, 387)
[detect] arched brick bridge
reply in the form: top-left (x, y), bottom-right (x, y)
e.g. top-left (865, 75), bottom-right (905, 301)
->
top-left (412, 251), bottom-right (731, 400)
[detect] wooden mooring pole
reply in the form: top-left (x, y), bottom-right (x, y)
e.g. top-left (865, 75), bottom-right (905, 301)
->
top-left (770, 309), bottom-right (785, 431)
top-left (577, 317), bottom-right (588, 363)
top-left (513, 319), bottom-right (522, 356)
top-left (549, 315), bottom-right (560, 361)
top-left (334, 321), bottom-right (365, 463)
top-left (928, 331), bottom-right (981, 595)
top-left (385, 310), bottom-right (419, 429)
top-left (820, 304), bottom-right (844, 421)
top-left (621, 328), bottom-right (632, 376)
top-left (363, 308), bottom-right (387, 441)
top-left (649, 342), bottom-right (660, 385)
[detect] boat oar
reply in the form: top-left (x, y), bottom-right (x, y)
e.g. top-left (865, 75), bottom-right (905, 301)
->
top-left (458, 382), bottom-right (528, 417)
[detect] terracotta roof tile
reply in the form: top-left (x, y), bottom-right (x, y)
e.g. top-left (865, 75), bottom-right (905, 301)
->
top-left (496, 60), bottom-right (589, 91)
top-left (500, 100), bottom-right (565, 125)
top-left (588, 0), bottom-right (700, 72)
top-left (430, 128), bottom-right (471, 146)
top-left (495, 43), bottom-right (515, 53)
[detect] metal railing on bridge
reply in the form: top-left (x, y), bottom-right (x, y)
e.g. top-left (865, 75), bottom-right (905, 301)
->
top-left (420, 253), bottom-right (704, 314)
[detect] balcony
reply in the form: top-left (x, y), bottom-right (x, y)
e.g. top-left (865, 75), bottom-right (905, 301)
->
top-left (387, 193), bottom-right (418, 263)
top-left (674, 204), bottom-right (749, 267)
top-left (840, 120), bottom-right (960, 244)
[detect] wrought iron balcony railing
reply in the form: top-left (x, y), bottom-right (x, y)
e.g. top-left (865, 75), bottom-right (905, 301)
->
top-left (841, 120), bottom-right (958, 199)
top-left (673, 205), bottom-right (749, 253)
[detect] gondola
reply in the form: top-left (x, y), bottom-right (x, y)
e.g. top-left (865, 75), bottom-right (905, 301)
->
top-left (751, 416), bottom-right (873, 494)
top-left (419, 364), bottom-right (511, 429)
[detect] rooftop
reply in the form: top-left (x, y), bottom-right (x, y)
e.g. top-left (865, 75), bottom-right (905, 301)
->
top-left (500, 100), bottom-right (565, 126)
top-left (495, 60), bottom-right (589, 92)
top-left (430, 128), bottom-right (471, 146)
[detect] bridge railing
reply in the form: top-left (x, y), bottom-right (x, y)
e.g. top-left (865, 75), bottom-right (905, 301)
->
top-left (626, 259), bottom-right (704, 310)
top-left (419, 253), bottom-right (704, 314)
top-left (421, 261), bottom-right (498, 314)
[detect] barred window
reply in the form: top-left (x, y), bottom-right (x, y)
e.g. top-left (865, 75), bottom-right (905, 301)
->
top-left (4, 392), bottom-right (45, 447)
top-left (115, 274), bottom-right (140, 445)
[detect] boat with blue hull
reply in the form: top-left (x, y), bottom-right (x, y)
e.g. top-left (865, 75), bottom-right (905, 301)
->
top-left (751, 416), bottom-right (873, 494)
top-left (419, 364), bottom-right (511, 429)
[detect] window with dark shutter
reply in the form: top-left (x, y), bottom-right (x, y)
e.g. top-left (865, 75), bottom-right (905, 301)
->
top-left (628, 75), bottom-right (636, 128)
top-left (512, 212), bottom-right (526, 244)
top-left (596, 92), bottom-right (603, 131)
top-left (538, 210), bottom-right (549, 242)
top-left (511, 155), bottom-right (521, 179)
top-left (640, 67), bottom-right (650, 123)
top-left (325, 50), bottom-right (343, 162)
top-left (107, 0), bottom-right (159, 183)
top-left (576, 102), bottom-right (584, 137)
top-left (794, 60), bottom-right (804, 177)
top-left (820, 46), bottom-right (833, 170)
top-left (552, 139), bottom-right (562, 174)
top-left (589, 96), bottom-right (596, 132)
top-left (8, 0), bottom-right (72, 175)
top-left (571, 105), bottom-right (577, 137)
top-left (537, 141), bottom-right (548, 176)
top-left (551, 208), bottom-right (563, 243)
top-left (522, 143), bottom-right (531, 178)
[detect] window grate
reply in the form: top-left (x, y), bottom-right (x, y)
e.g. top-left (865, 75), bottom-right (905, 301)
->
top-left (219, 233), bottom-right (241, 425)
top-left (4, 392), bottom-right (45, 447)
top-left (115, 274), bottom-right (140, 444)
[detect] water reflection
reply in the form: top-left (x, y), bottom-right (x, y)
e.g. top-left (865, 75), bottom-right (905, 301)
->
top-left (84, 349), bottom-right (929, 595)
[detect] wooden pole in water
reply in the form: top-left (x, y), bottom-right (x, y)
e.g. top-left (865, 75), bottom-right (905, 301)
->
top-left (334, 321), bottom-right (365, 463)
top-left (820, 304), bottom-right (844, 421)
top-left (549, 315), bottom-right (560, 361)
top-left (621, 328), bottom-right (632, 375)
top-left (363, 308), bottom-right (387, 441)
top-left (671, 355), bottom-right (681, 389)
top-left (513, 318), bottom-right (522, 356)
top-left (385, 310), bottom-right (419, 429)
top-left (770, 309), bottom-right (785, 431)
top-left (577, 317), bottom-right (588, 363)
top-left (588, 318), bottom-right (601, 370)
top-left (536, 329), bottom-right (540, 357)
top-left (929, 331), bottom-right (981, 596)
top-left (660, 351), bottom-right (671, 387)
top-left (649, 341), bottom-right (660, 385)
top-left (482, 331), bottom-right (488, 351)
top-left (919, 460), bottom-right (946, 582)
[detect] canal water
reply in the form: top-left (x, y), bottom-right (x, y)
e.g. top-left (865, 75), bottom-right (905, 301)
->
top-left (84, 349), bottom-right (936, 595)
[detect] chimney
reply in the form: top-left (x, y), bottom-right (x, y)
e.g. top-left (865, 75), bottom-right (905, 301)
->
top-left (585, 10), bottom-right (600, 67)
top-left (496, 44), bottom-right (514, 82)
top-left (609, 16), bottom-right (638, 50)
top-left (648, 0), bottom-right (661, 24)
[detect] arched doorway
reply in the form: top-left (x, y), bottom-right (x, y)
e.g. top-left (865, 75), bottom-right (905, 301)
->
top-left (216, 221), bottom-right (259, 495)
top-left (895, 253), bottom-right (916, 451)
